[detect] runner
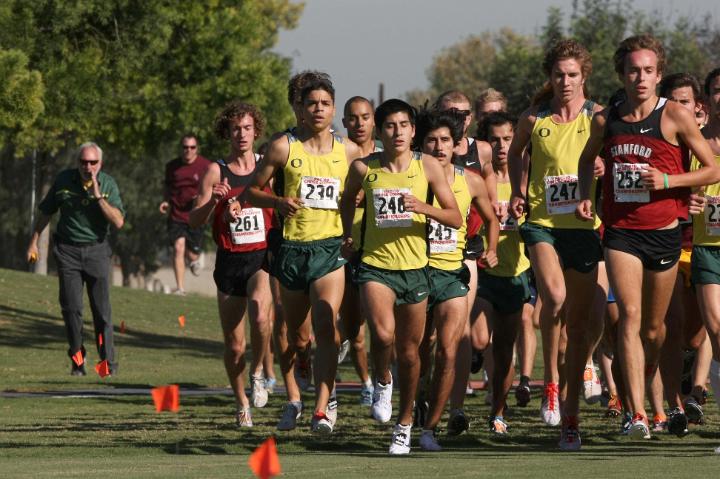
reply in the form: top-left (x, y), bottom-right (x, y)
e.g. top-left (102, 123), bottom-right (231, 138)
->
top-left (188, 102), bottom-right (273, 426)
top-left (340, 99), bottom-right (462, 455)
top-left (508, 39), bottom-right (606, 450)
top-left (246, 75), bottom-right (361, 434)
top-left (341, 96), bottom-right (381, 405)
top-left (688, 67), bottom-right (720, 453)
top-left (474, 88), bottom-right (508, 136)
top-left (413, 109), bottom-right (499, 451)
top-left (576, 35), bottom-right (720, 440)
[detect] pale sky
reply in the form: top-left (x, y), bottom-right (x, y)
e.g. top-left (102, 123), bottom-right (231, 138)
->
top-left (274, 0), bottom-right (719, 125)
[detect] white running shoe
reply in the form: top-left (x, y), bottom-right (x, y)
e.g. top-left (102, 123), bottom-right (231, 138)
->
top-left (277, 401), bottom-right (302, 431)
top-left (541, 383), bottom-right (561, 426)
top-left (312, 411), bottom-right (333, 435)
top-left (326, 394), bottom-right (338, 428)
top-left (189, 260), bottom-right (201, 276)
top-left (251, 374), bottom-right (268, 408)
top-left (583, 362), bottom-right (602, 404)
top-left (558, 417), bottom-right (581, 451)
top-left (360, 382), bottom-right (374, 406)
top-left (265, 377), bottom-right (277, 394)
top-left (337, 339), bottom-right (350, 364)
top-left (628, 414), bottom-right (651, 440)
top-left (236, 407), bottom-right (253, 427)
top-left (389, 423), bottom-right (412, 455)
top-left (371, 376), bottom-right (393, 423)
top-left (419, 429), bottom-right (441, 451)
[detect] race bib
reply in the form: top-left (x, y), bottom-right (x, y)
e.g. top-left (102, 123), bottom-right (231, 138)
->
top-left (229, 208), bottom-right (265, 245)
top-left (705, 195), bottom-right (720, 236)
top-left (372, 188), bottom-right (412, 228)
top-left (498, 201), bottom-right (517, 231)
top-left (300, 176), bottom-right (340, 209)
top-left (544, 175), bottom-right (580, 215)
top-left (429, 219), bottom-right (458, 253)
top-left (613, 163), bottom-right (650, 203)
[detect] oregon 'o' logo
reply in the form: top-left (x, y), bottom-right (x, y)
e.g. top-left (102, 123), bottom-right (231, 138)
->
top-left (290, 158), bottom-right (302, 168)
top-left (367, 173), bottom-right (378, 183)
top-left (538, 128), bottom-right (551, 138)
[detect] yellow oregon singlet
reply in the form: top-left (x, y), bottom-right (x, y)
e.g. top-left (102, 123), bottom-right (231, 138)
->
top-left (360, 151), bottom-right (429, 270)
top-left (351, 145), bottom-right (384, 251)
top-left (692, 154), bottom-right (720, 246)
top-left (527, 100), bottom-right (601, 229)
top-left (282, 134), bottom-right (348, 241)
top-left (487, 180), bottom-right (531, 278)
top-left (429, 166), bottom-right (470, 271)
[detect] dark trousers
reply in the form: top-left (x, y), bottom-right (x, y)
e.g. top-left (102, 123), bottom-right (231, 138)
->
top-left (52, 240), bottom-right (116, 368)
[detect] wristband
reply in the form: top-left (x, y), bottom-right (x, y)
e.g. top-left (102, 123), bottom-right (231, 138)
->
top-left (663, 173), bottom-right (669, 189)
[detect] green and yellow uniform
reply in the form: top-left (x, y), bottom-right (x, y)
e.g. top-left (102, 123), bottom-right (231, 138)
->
top-left (520, 100), bottom-right (602, 273)
top-left (355, 152), bottom-right (430, 304)
top-left (427, 166), bottom-right (471, 308)
top-left (691, 154), bottom-right (720, 285)
top-left (478, 180), bottom-right (531, 314)
top-left (271, 134), bottom-right (348, 291)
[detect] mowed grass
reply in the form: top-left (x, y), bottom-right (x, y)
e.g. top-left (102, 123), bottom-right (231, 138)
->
top-left (1, 267), bottom-right (719, 478)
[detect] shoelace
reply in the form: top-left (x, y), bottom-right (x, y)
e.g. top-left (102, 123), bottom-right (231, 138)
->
top-left (393, 431), bottom-right (408, 445)
top-left (631, 413), bottom-right (648, 427)
top-left (544, 384), bottom-right (558, 411)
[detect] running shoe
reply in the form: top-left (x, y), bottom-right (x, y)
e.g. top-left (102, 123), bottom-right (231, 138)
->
top-left (236, 407), bottom-right (253, 427)
top-left (583, 362), bottom-right (603, 404)
top-left (447, 408), bottom-right (470, 436)
top-left (471, 349), bottom-right (484, 374)
top-left (667, 407), bottom-right (688, 437)
top-left (327, 393), bottom-right (338, 428)
top-left (652, 413), bottom-right (667, 432)
top-left (360, 382), bottom-right (374, 406)
top-left (605, 394), bottom-right (622, 417)
top-left (337, 339), bottom-right (350, 364)
top-left (488, 416), bottom-right (508, 435)
top-left (558, 416), bottom-right (581, 451)
top-left (466, 384), bottom-right (475, 395)
top-left (250, 374), bottom-right (268, 408)
top-left (419, 429), bottom-right (442, 451)
top-left (70, 361), bottom-right (87, 377)
top-left (541, 382), bottom-right (561, 426)
top-left (371, 377), bottom-right (393, 423)
top-left (311, 411), bottom-right (333, 435)
top-left (620, 411), bottom-right (632, 435)
top-left (265, 377), bottom-right (277, 394)
top-left (189, 260), bottom-right (201, 276)
top-left (276, 401), bottom-right (302, 431)
top-left (628, 413), bottom-right (651, 440)
top-left (515, 377), bottom-right (531, 407)
top-left (294, 356), bottom-right (312, 391)
top-left (683, 395), bottom-right (704, 425)
top-left (389, 423), bottom-right (412, 455)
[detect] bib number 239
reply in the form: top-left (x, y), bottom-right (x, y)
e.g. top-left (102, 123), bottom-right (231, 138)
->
top-left (300, 176), bottom-right (340, 209)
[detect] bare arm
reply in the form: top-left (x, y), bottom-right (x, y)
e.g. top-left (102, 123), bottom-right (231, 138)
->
top-left (508, 109), bottom-right (535, 218)
top-left (576, 111), bottom-right (607, 221)
top-left (188, 163), bottom-right (227, 228)
top-left (403, 154), bottom-right (462, 229)
top-left (340, 158), bottom-right (368, 256)
top-left (476, 141), bottom-right (498, 206)
top-left (26, 213), bottom-right (52, 262)
top-left (467, 172), bottom-right (499, 268)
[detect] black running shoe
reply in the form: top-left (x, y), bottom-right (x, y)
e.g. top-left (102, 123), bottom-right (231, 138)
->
top-left (667, 407), bottom-right (689, 437)
top-left (683, 396), bottom-right (704, 425)
top-left (515, 377), bottom-right (531, 407)
top-left (471, 349), bottom-right (484, 374)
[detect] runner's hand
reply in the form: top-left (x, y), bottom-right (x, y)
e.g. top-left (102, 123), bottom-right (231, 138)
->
top-left (277, 197), bottom-right (303, 218)
top-left (509, 195), bottom-right (525, 219)
top-left (211, 177), bottom-right (231, 202)
top-left (401, 193), bottom-right (425, 214)
top-left (224, 200), bottom-right (242, 223)
top-left (26, 244), bottom-right (39, 264)
top-left (575, 199), bottom-right (593, 221)
top-left (480, 249), bottom-right (498, 268)
top-left (640, 167), bottom-right (665, 191)
top-left (341, 237), bottom-right (358, 261)
top-left (593, 157), bottom-right (605, 177)
top-left (688, 192), bottom-right (706, 215)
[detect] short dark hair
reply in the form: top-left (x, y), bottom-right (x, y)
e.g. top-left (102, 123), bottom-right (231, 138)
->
top-left (614, 34), bottom-right (666, 75)
top-left (478, 111), bottom-right (517, 142)
top-left (414, 109), bottom-right (465, 150)
top-left (343, 96), bottom-right (373, 117)
top-left (287, 70), bottom-right (331, 106)
top-left (214, 101), bottom-right (265, 140)
top-left (704, 68), bottom-right (720, 96)
top-left (300, 76), bottom-right (335, 104)
top-left (660, 73), bottom-right (701, 100)
top-left (374, 99), bottom-right (416, 130)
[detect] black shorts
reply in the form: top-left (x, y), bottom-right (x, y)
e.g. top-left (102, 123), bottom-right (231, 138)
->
top-left (213, 249), bottom-right (266, 297)
top-left (168, 221), bottom-right (204, 254)
top-left (264, 228), bottom-right (283, 275)
top-left (603, 226), bottom-right (681, 272)
top-left (463, 234), bottom-right (484, 260)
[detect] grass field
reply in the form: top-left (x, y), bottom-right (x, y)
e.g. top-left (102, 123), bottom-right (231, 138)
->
top-left (1, 267), bottom-right (719, 478)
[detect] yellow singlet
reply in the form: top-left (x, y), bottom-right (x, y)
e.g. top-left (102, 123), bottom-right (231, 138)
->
top-left (351, 145), bottom-right (383, 251)
top-left (282, 134), bottom-right (348, 241)
top-left (487, 180), bottom-right (531, 278)
top-left (692, 154), bottom-right (720, 247)
top-left (360, 151), bottom-right (429, 270)
top-left (527, 100), bottom-right (601, 229)
top-left (429, 166), bottom-right (470, 271)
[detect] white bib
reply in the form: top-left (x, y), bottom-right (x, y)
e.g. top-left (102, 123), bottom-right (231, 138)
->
top-left (300, 176), bottom-right (340, 209)
top-left (705, 195), bottom-right (720, 236)
top-left (544, 175), bottom-right (580, 215)
top-left (229, 208), bottom-right (265, 245)
top-left (429, 219), bottom-right (458, 253)
top-left (372, 188), bottom-right (412, 228)
top-left (613, 163), bottom-right (650, 203)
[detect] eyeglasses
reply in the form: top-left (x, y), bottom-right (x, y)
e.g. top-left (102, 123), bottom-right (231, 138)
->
top-left (444, 108), bottom-right (471, 117)
top-left (80, 160), bottom-right (99, 165)
top-left (182, 145), bottom-right (197, 150)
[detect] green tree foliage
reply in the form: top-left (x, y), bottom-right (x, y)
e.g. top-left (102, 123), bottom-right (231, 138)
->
top-left (0, 0), bottom-right (302, 279)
